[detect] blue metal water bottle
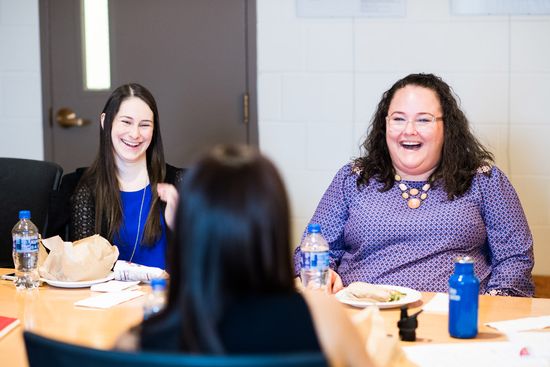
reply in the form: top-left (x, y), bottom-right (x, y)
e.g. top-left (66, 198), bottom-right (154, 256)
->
top-left (448, 256), bottom-right (479, 338)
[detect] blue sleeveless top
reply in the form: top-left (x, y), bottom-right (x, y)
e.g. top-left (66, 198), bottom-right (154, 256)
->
top-left (112, 185), bottom-right (166, 269)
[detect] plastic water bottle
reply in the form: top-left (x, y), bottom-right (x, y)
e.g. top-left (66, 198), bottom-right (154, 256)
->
top-left (300, 223), bottom-right (330, 292)
top-left (143, 278), bottom-right (167, 320)
top-left (12, 210), bottom-right (40, 289)
top-left (449, 256), bottom-right (479, 338)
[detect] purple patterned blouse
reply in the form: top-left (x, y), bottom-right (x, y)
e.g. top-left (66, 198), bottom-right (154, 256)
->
top-left (293, 163), bottom-right (535, 297)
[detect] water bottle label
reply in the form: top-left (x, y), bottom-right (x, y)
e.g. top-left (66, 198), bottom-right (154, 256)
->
top-left (13, 235), bottom-right (39, 253)
top-left (300, 251), bottom-right (330, 270)
top-left (449, 287), bottom-right (461, 301)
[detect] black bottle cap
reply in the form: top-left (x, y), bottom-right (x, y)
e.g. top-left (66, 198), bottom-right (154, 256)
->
top-left (397, 305), bottom-right (423, 341)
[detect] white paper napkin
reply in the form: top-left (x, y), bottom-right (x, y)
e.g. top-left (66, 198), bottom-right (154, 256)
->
top-left (74, 290), bottom-right (144, 309)
top-left (90, 280), bottom-right (140, 292)
top-left (485, 316), bottom-right (550, 333)
top-left (422, 292), bottom-right (449, 314)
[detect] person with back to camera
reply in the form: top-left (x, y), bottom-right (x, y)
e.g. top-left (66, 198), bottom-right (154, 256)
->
top-left (118, 145), bottom-right (374, 366)
top-left (70, 83), bottom-right (183, 269)
top-left (294, 73), bottom-right (534, 297)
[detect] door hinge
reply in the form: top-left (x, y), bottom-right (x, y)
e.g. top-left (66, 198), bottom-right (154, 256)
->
top-left (243, 93), bottom-right (249, 124)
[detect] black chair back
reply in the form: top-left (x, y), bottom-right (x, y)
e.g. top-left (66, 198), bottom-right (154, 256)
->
top-left (0, 158), bottom-right (63, 267)
top-left (24, 332), bottom-right (328, 367)
top-left (45, 167), bottom-right (87, 240)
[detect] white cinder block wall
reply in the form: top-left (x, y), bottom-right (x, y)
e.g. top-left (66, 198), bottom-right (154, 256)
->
top-left (0, 0), bottom-right (43, 159)
top-left (257, 0), bottom-right (550, 276)
top-left (1, 1), bottom-right (549, 275)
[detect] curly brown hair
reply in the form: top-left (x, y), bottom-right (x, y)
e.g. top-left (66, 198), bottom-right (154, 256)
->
top-left (356, 73), bottom-right (494, 199)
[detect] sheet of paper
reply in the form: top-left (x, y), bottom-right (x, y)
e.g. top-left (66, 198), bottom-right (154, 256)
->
top-left (485, 316), bottom-right (550, 333)
top-left (421, 292), bottom-right (448, 314)
top-left (507, 332), bottom-right (550, 360)
top-left (404, 342), bottom-right (550, 367)
top-left (90, 280), bottom-right (140, 292)
top-left (74, 290), bottom-right (144, 309)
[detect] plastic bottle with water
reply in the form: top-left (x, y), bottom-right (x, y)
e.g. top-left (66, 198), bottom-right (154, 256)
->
top-left (12, 210), bottom-right (40, 289)
top-left (300, 223), bottom-right (330, 292)
top-left (143, 278), bottom-right (167, 320)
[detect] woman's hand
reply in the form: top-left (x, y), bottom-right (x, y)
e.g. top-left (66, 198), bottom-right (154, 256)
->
top-left (157, 183), bottom-right (179, 230)
top-left (328, 268), bottom-right (344, 294)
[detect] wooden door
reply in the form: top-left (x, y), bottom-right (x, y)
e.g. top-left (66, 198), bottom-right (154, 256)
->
top-left (40, 0), bottom-right (257, 173)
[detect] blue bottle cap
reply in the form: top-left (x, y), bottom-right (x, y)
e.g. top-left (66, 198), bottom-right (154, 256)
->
top-left (151, 278), bottom-right (167, 289)
top-left (18, 210), bottom-right (31, 219)
top-left (307, 223), bottom-right (321, 233)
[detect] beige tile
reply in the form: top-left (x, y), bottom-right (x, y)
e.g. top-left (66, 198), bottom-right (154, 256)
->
top-left (304, 22), bottom-right (354, 71)
top-left (319, 73), bottom-right (354, 122)
top-left (306, 122), bottom-right (354, 171)
top-left (354, 20), bottom-right (509, 72)
top-left (259, 122), bottom-right (308, 170)
top-left (509, 125), bottom-right (550, 175)
top-left (354, 72), bottom-right (402, 123)
top-left (0, 0), bottom-right (39, 26)
top-left (511, 20), bottom-right (550, 72)
top-left (0, 73), bottom-right (42, 117)
top-left (510, 74), bottom-right (550, 125)
top-left (442, 73), bottom-right (509, 124)
top-left (258, 73), bottom-right (282, 120)
top-left (0, 119), bottom-right (43, 159)
top-left (284, 168), bottom-right (335, 220)
top-left (281, 74), bottom-right (323, 120)
top-left (257, 20), bottom-right (305, 71)
top-left (0, 25), bottom-right (40, 71)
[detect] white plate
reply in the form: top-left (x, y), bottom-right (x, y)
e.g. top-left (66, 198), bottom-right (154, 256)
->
top-left (335, 284), bottom-right (422, 309)
top-left (41, 272), bottom-right (115, 288)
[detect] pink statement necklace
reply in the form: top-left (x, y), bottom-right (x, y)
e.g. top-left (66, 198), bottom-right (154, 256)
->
top-left (395, 174), bottom-right (431, 209)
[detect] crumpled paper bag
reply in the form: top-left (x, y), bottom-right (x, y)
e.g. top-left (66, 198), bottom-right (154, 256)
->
top-left (353, 306), bottom-right (417, 367)
top-left (39, 235), bottom-right (119, 281)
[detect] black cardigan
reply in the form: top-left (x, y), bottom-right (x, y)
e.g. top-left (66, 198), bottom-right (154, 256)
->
top-left (46, 164), bottom-right (184, 241)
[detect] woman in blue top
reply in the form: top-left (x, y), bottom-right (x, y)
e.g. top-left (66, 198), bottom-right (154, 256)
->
top-left (70, 83), bottom-right (183, 269)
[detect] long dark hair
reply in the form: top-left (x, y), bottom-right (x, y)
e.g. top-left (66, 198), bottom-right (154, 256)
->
top-left (357, 73), bottom-right (494, 198)
top-left (79, 83), bottom-right (166, 244)
top-left (148, 145), bottom-right (294, 353)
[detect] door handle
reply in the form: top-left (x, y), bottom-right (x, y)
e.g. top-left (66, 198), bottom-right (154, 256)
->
top-left (56, 107), bottom-right (91, 128)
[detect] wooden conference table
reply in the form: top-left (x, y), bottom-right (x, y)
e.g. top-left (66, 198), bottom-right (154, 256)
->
top-left (1, 268), bottom-right (549, 367)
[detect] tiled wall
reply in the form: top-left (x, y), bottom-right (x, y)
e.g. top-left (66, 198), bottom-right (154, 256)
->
top-left (257, 0), bottom-right (550, 275)
top-left (0, 0), bottom-right (43, 159)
